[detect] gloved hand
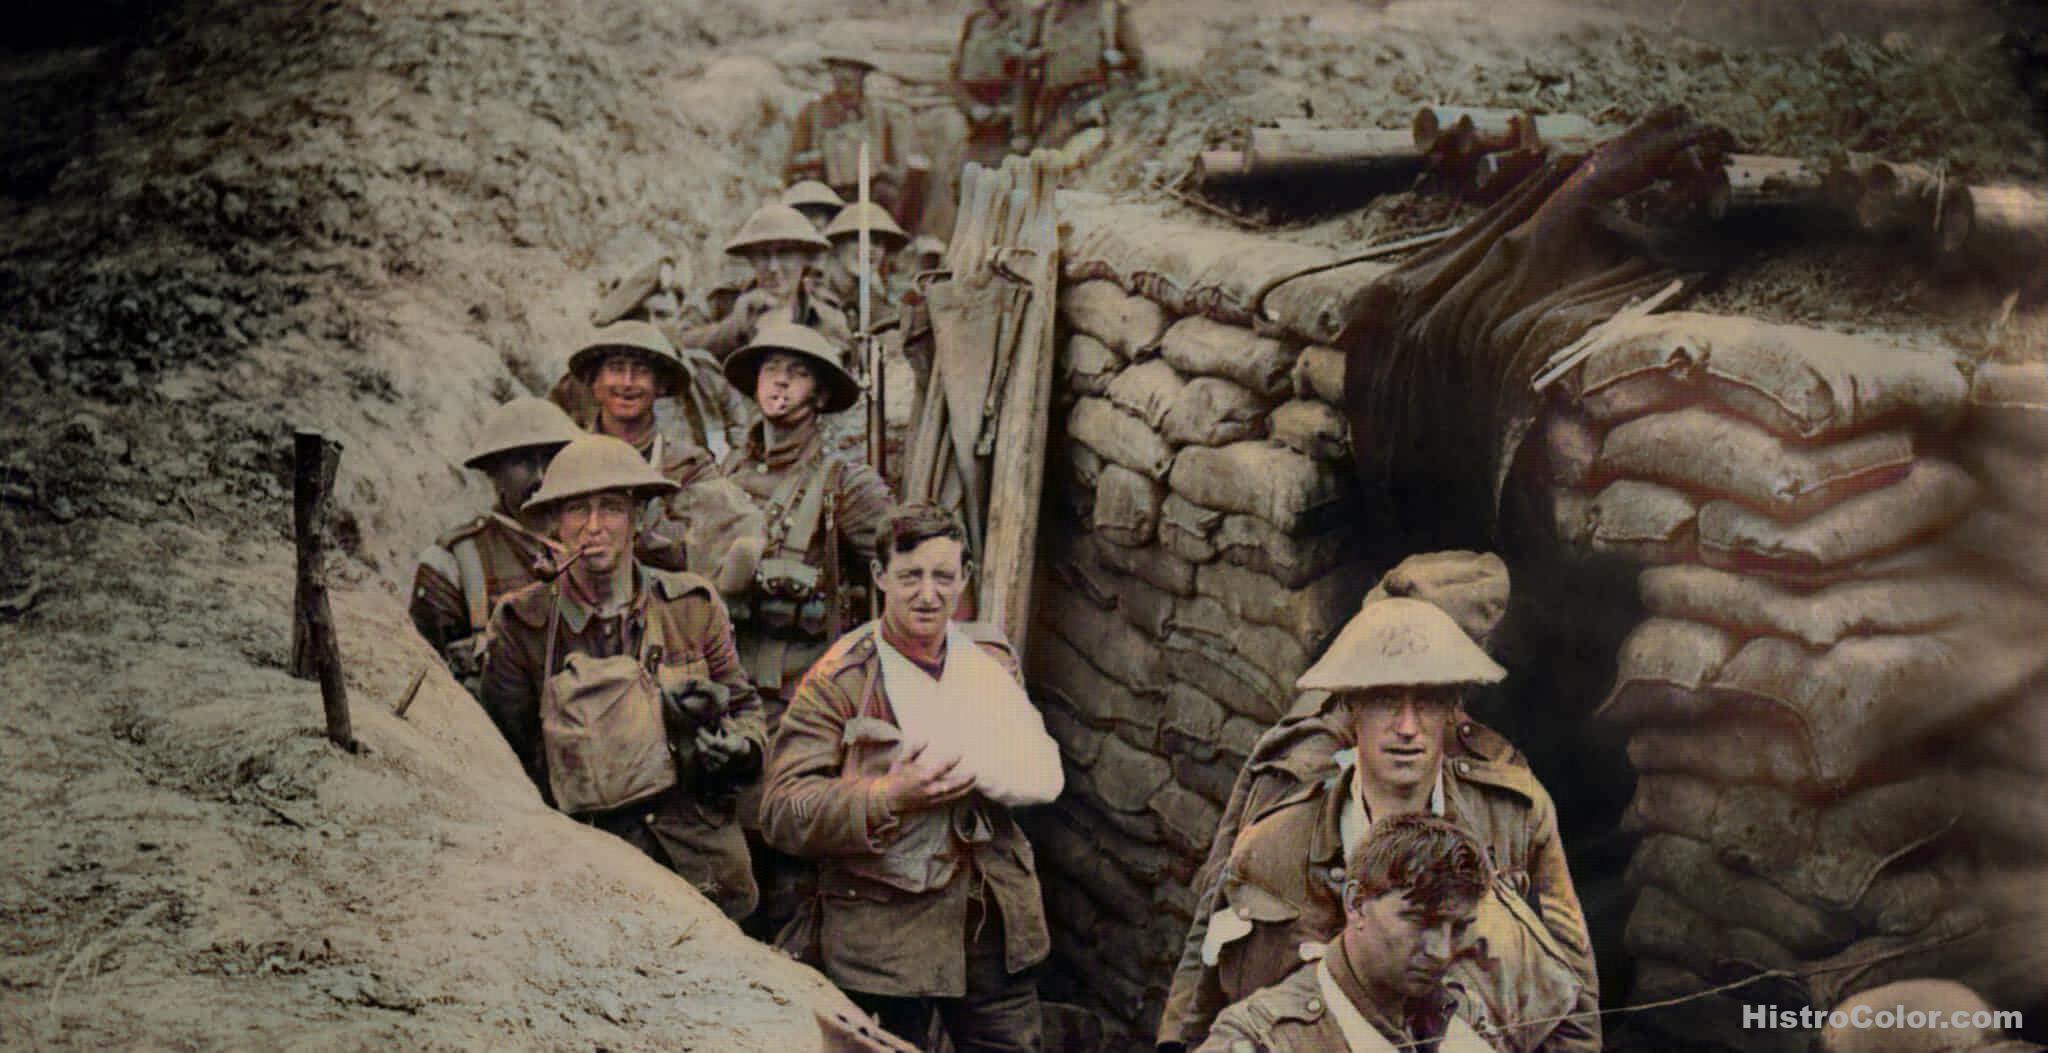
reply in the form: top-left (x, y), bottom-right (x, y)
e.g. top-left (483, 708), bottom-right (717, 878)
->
top-left (661, 678), bottom-right (730, 736)
top-left (694, 724), bottom-right (763, 783)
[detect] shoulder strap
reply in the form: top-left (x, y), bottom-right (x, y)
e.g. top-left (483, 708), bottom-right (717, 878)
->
top-left (1100, 0), bottom-right (1117, 48)
top-left (540, 589), bottom-right (563, 681)
top-left (452, 536), bottom-right (491, 635)
top-left (769, 456), bottom-right (837, 559)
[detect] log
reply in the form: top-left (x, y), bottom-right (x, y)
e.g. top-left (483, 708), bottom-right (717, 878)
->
top-left (291, 429), bottom-right (354, 750)
top-left (1240, 127), bottom-right (1422, 182)
top-left (1194, 150), bottom-right (1248, 187)
top-left (1937, 183), bottom-right (2048, 292)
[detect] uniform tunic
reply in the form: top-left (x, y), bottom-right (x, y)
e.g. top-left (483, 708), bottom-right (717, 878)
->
top-left (1196, 946), bottom-right (1498, 1053)
top-left (411, 509), bottom-right (554, 685)
top-left (1163, 712), bottom-right (1599, 1053)
top-left (784, 92), bottom-right (904, 201)
top-left (1029, 0), bottom-right (1141, 145)
top-left (479, 565), bottom-right (764, 918)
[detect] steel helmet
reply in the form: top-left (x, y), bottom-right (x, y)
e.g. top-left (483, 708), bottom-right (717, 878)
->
top-left (463, 397), bottom-right (585, 470)
top-left (781, 180), bottom-right (847, 219)
top-left (566, 320), bottom-right (690, 396)
top-left (521, 434), bottom-right (679, 513)
top-left (722, 322), bottom-right (862, 415)
top-left (723, 203), bottom-right (832, 256)
top-left (823, 201), bottom-right (910, 249)
top-left (1296, 597), bottom-right (1506, 693)
top-left (590, 255), bottom-right (680, 327)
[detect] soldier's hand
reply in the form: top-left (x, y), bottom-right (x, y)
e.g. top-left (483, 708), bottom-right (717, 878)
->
top-left (694, 725), bottom-right (761, 779)
top-left (876, 741), bottom-right (975, 814)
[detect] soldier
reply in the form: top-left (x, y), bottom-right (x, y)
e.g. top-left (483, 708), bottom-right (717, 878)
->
top-left (411, 397), bottom-right (585, 694)
top-left (783, 179), bottom-right (849, 232)
top-left (1024, 0), bottom-right (1142, 149)
top-left (580, 256), bottom-right (754, 461)
top-left (949, 0), bottom-right (1034, 167)
top-left (479, 434), bottom-right (764, 920)
top-left (821, 200), bottom-right (911, 308)
top-left (761, 504), bottom-right (1062, 1053)
top-left (553, 321), bottom-right (761, 578)
top-left (716, 322), bottom-right (894, 709)
top-left (784, 54), bottom-right (904, 212)
top-left (675, 203), bottom-right (852, 366)
top-left (1196, 814), bottom-right (1501, 1053)
top-left (1162, 597), bottom-right (1599, 1053)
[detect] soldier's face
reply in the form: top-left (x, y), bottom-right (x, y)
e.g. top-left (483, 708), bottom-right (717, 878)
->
top-left (1350, 689), bottom-right (1453, 798)
top-left (486, 446), bottom-right (555, 514)
top-left (829, 65), bottom-right (865, 95)
top-left (554, 492), bottom-right (636, 576)
top-left (875, 537), bottom-right (967, 645)
top-left (753, 247), bottom-right (811, 300)
top-left (756, 351), bottom-right (821, 424)
top-left (592, 353), bottom-right (659, 425)
top-left (1342, 888), bottom-right (1479, 999)
top-left (834, 240), bottom-right (888, 279)
top-left (641, 289), bottom-right (684, 330)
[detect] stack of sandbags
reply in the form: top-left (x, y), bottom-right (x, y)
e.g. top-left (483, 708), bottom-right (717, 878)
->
top-left (1543, 312), bottom-right (2048, 1044)
top-left (1025, 207), bottom-right (1381, 1034)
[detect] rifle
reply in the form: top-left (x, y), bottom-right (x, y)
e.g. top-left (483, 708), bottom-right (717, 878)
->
top-left (859, 143), bottom-right (887, 485)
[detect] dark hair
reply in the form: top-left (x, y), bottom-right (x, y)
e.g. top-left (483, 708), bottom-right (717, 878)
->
top-left (874, 504), bottom-right (969, 570)
top-left (1347, 814), bottom-right (1491, 914)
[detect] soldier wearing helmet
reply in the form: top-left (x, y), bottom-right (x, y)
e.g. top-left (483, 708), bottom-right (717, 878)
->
top-left (411, 397), bottom-right (585, 694)
top-left (479, 434), bottom-right (764, 921)
top-left (949, 0), bottom-right (1035, 169)
top-left (549, 321), bottom-right (763, 580)
top-left (821, 200), bottom-right (911, 308)
top-left (574, 255), bottom-right (755, 461)
top-left (1161, 562), bottom-right (1598, 1053)
top-left (674, 203), bottom-right (854, 369)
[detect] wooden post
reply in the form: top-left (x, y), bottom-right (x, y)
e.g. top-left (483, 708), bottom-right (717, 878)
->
top-left (291, 428), bottom-right (354, 750)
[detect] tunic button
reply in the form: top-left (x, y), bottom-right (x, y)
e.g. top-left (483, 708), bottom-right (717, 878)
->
top-left (1456, 759), bottom-right (1471, 774)
top-left (1460, 722), bottom-right (1474, 737)
top-left (1326, 866), bottom-right (1344, 882)
top-left (1306, 998), bottom-right (1323, 1014)
top-left (1232, 1042), bottom-right (1255, 1053)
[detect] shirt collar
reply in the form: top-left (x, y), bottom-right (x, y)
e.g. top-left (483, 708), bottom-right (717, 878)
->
top-left (743, 417), bottom-right (822, 472)
top-left (554, 565), bottom-right (646, 633)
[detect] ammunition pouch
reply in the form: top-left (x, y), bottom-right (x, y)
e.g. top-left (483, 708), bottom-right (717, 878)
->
top-left (752, 556), bottom-right (830, 640)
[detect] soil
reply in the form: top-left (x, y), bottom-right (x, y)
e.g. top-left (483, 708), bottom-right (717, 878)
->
top-left (2, 0), bottom-right (2042, 1048)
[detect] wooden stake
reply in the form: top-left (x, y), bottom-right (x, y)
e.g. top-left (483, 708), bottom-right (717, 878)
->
top-left (391, 663), bottom-right (431, 720)
top-left (291, 429), bottom-right (354, 750)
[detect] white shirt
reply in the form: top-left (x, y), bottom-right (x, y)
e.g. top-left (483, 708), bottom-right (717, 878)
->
top-left (875, 625), bottom-right (1064, 808)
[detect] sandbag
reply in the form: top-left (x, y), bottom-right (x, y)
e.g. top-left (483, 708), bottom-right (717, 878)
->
top-left (1710, 614), bottom-right (2048, 786)
top-left (1291, 346), bottom-right (1346, 404)
top-left (1105, 357), bottom-right (1187, 429)
top-left (1041, 701), bottom-right (1105, 768)
top-left (1062, 194), bottom-right (1338, 324)
top-left (1623, 772), bottom-right (1956, 908)
top-left (1068, 396), bottom-right (1176, 479)
top-left (1626, 716), bottom-right (1819, 788)
top-left (1956, 432), bottom-right (2048, 520)
top-left (1570, 311), bottom-right (1971, 438)
top-left (1966, 361), bottom-right (2048, 452)
top-left (1587, 479), bottom-right (1698, 563)
top-left (1048, 538), bottom-right (1119, 609)
top-left (1269, 399), bottom-right (1349, 462)
top-left (1625, 885), bottom-right (1802, 974)
top-left (1953, 764), bottom-right (2048, 863)
top-left (1213, 515), bottom-right (1349, 589)
top-left (1258, 259), bottom-right (1396, 347)
top-left (1065, 332), bottom-right (1122, 396)
top-left (1161, 681), bottom-right (1229, 756)
top-left (1953, 503), bottom-right (2048, 594)
top-left (1151, 783), bottom-right (1224, 857)
top-left (1040, 586), bottom-right (1168, 695)
top-left (1625, 832), bottom-right (1854, 958)
top-left (1092, 734), bottom-right (1174, 813)
top-left (1196, 558), bottom-right (1368, 647)
top-left (1551, 489), bottom-right (1594, 547)
top-left (1158, 316), bottom-right (1298, 399)
top-left (1600, 408), bottom-right (1916, 518)
top-left (1168, 441), bottom-right (1347, 532)
top-left (1162, 377), bottom-right (1271, 448)
top-left (1597, 618), bottom-right (1737, 729)
top-left (1959, 691), bottom-right (2048, 780)
top-left (1541, 408), bottom-right (1605, 489)
top-left (1061, 279), bottom-right (1169, 357)
top-left (1086, 530), bottom-right (1198, 595)
top-left (1111, 564), bottom-right (1177, 639)
top-left (1698, 459), bottom-right (1977, 574)
top-left (1173, 594), bottom-right (1313, 693)
top-left (1028, 629), bottom-right (1164, 732)
top-left (1638, 562), bottom-right (2016, 648)
top-left (1360, 550), bottom-right (1512, 649)
top-left (1093, 463), bottom-right (1165, 547)
top-left (1159, 494), bottom-right (1223, 564)
top-left (1161, 631), bottom-right (1287, 723)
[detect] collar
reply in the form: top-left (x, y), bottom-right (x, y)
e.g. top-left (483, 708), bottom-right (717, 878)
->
top-left (1316, 754), bottom-right (1446, 865)
top-left (555, 564), bottom-right (646, 633)
top-left (742, 417), bottom-right (823, 472)
top-left (1322, 944), bottom-right (1459, 1050)
top-left (878, 619), bottom-right (950, 676)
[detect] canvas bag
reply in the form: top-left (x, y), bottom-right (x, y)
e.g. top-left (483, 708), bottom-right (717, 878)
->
top-left (539, 600), bottom-right (678, 815)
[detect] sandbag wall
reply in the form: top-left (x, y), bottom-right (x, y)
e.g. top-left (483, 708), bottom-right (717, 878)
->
top-left (1021, 195), bottom-right (1379, 1034)
top-left (1544, 313), bottom-right (2048, 1049)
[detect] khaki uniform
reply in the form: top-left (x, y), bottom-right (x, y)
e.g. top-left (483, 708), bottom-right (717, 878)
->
top-left (718, 417), bottom-right (894, 704)
top-left (479, 566), bottom-right (763, 920)
top-left (1196, 948), bottom-right (1498, 1053)
top-left (760, 621), bottom-right (1052, 1050)
top-left (547, 355), bottom-right (753, 465)
top-left (1028, 0), bottom-right (1141, 146)
top-left (1163, 712), bottom-right (1598, 1053)
top-left (951, 5), bottom-right (1033, 166)
top-left (411, 511), bottom-right (554, 690)
top-left (785, 93), bottom-right (904, 203)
